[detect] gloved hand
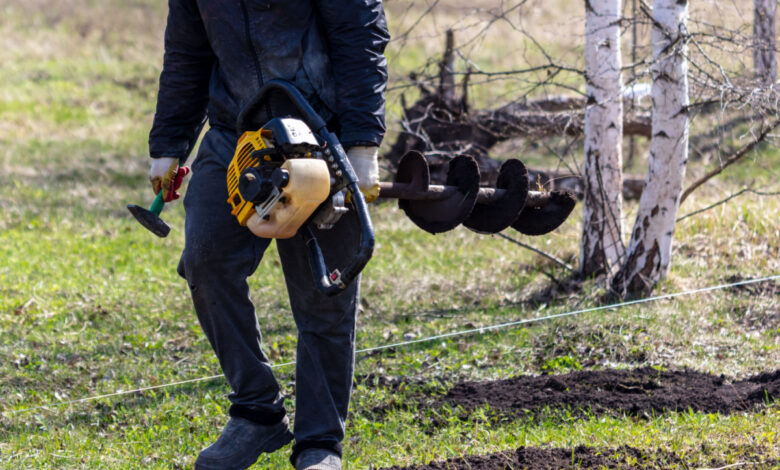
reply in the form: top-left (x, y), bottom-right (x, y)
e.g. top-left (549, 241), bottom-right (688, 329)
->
top-left (346, 146), bottom-right (380, 203)
top-left (149, 157), bottom-right (190, 202)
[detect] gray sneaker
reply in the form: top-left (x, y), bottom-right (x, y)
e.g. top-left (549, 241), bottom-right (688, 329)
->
top-left (294, 448), bottom-right (342, 470)
top-left (194, 416), bottom-right (293, 470)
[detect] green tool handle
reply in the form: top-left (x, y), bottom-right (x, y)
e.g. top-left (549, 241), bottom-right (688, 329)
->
top-left (150, 191), bottom-right (165, 216)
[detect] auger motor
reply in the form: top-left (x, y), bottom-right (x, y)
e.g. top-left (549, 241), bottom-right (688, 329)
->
top-left (227, 118), bottom-right (345, 239)
top-left (226, 79), bottom-right (375, 298)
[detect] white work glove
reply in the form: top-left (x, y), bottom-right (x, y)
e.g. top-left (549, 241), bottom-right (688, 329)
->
top-left (149, 157), bottom-right (190, 202)
top-left (346, 145), bottom-right (380, 203)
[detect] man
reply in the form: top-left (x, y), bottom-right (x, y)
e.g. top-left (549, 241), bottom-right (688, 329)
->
top-left (147, 0), bottom-right (389, 469)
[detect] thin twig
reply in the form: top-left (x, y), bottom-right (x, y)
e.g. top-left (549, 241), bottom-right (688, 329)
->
top-left (677, 188), bottom-right (780, 221)
top-left (541, 270), bottom-right (567, 290)
top-left (680, 119), bottom-right (780, 204)
top-left (497, 233), bottom-right (574, 272)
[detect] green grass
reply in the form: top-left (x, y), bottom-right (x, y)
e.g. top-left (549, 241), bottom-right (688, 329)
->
top-left (1, 0), bottom-right (779, 468)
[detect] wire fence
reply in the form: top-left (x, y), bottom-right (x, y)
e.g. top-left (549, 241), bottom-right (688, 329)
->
top-left (3, 273), bottom-right (777, 418)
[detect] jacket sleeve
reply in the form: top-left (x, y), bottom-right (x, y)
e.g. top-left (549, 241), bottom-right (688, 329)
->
top-left (148, 0), bottom-right (215, 161)
top-left (314, 0), bottom-right (390, 148)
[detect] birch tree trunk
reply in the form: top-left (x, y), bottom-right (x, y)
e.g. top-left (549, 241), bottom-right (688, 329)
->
top-left (612, 0), bottom-right (689, 296)
top-left (754, 0), bottom-right (777, 84)
top-left (580, 0), bottom-right (625, 277)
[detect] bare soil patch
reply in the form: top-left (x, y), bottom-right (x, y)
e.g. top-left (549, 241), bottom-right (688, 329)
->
top-left (441, 367), bottom-right (779, 418)
top-left (379, 445), bottom-right (776, 470)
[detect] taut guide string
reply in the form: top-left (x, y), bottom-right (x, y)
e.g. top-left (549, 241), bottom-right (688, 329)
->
top-left (3, 274), bottom-right (778, 417)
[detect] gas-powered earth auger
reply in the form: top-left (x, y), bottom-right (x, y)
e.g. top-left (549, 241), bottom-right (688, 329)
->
top-left (128, 79), bottom-right (577, 296)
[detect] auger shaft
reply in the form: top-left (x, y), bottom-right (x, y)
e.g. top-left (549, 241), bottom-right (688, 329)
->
top-left (378, 182), bottom-right (553, 207)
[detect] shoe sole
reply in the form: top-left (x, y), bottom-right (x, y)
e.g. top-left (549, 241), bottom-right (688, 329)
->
top-left (194, 427), bottom-right (294, 470)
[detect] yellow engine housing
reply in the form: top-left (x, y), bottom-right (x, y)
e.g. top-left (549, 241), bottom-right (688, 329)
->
top-left (227, 129), bottom-right (331, 239)
top-left (227, 129), bottom-right (272, 226)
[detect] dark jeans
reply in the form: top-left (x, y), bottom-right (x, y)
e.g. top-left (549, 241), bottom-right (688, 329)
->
top-left (177, 127), bottom-right (360, 461)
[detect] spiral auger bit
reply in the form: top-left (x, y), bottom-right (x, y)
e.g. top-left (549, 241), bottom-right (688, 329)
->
top-left (379, 151), bottom-right (577, 236)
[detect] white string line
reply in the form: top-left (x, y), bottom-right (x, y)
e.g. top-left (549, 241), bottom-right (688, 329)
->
top-left (3, 274), bottom-right (777, 417)
top-left (1, 363), bottom-right (292, 417)
top-left (354, 274), bottom-right (779, 352)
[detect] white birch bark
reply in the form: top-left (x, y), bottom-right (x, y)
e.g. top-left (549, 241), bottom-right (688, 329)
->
top-left (612, 0), bottom-right (689, 295)
top-left (580, 0), bottom-right (625, 277)
top-left (754, 0), bottom-right (777, 84)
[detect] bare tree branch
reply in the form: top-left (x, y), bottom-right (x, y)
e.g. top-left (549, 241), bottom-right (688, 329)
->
top-left (496, 233), bottom-right (574, 272)
top-left (680, 119), bottom-right (780, 204)
top-left (677, 187), bottom-right (780, 222)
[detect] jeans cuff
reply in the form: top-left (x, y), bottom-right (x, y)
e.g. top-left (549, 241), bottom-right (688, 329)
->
top-left (228, 403), bottom-right (287, 426)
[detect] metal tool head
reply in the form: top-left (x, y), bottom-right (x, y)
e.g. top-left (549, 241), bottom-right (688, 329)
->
top-left (510, 190), bottom-right (576, 236)
top-left (127, 204), bottom-right (171, 238)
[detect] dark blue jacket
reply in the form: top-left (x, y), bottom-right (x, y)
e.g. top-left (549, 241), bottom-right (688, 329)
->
top-left (149, 0), bottom-right (390, 161)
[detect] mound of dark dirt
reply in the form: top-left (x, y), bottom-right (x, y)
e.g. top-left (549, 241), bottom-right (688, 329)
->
top-left (441, 367), bottom-right (779, 418)
top-left (380, 445), bottom-right (776, 470)
top-left (381, 445), bottom-right (683, 470)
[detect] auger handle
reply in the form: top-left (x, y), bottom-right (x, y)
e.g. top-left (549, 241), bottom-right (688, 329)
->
top-left (237, 80), bottom-right (328, 135)
top-left (237, 79), bottom-right (375, 297)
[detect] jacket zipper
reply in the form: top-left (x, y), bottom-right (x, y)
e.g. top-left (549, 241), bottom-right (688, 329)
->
top-left (238, 0), bottom-right (272, 120)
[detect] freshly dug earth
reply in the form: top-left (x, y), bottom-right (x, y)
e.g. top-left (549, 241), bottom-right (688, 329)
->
top-left (441, 367), bottom-right (779, 417)
top-left (376, 368), bottom-right (779, 469)
top-left (380, 445), bottom-right (775, 470)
